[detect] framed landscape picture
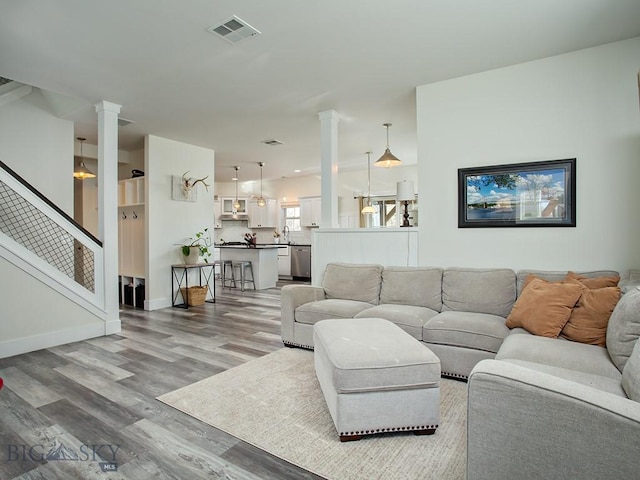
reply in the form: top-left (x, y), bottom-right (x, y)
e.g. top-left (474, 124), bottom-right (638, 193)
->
top-left (458, 158), bottom-right (576, 228)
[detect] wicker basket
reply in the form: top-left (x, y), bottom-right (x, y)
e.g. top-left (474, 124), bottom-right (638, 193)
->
top-left (180, 286), bottom-right (208, 306)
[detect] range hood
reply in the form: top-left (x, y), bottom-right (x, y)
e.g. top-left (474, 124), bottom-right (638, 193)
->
top-left (220, 213), bottom-right (248, 221)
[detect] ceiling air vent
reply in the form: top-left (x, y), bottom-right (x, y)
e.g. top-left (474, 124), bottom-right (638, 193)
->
top-left (206, 15), bottom-right (261, 44)
top-left (262, 139), bottom-right (283, 146)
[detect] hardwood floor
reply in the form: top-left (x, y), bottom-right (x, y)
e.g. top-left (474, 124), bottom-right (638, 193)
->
top-left (0, 281), bottom-right (323, 479)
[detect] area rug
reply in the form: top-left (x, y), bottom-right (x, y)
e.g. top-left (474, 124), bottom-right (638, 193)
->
top-left (157, 348), bottom-right (467, 480)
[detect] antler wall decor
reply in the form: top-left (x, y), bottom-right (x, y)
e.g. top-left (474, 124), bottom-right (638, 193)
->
top-left (172, 171), bottom-right (211, 202)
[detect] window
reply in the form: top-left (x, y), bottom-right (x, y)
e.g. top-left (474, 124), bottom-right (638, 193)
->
top-left (360, 196), bottom-right (400, 228)
top-left (283, 206), bottom-right (301, 231)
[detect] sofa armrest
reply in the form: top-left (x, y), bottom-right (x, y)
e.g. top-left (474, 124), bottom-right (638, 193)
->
top-left (467, 359), bottom-right (640, 480)
top-left (280, 284), bottom-right (326, 345)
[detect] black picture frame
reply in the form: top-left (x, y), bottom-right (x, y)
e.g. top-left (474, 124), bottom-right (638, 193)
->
top-left (458, 158), bottom-right (576, 228)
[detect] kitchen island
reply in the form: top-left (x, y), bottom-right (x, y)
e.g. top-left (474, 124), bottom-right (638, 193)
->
top-left (218, 245), bottom-right (279, 290)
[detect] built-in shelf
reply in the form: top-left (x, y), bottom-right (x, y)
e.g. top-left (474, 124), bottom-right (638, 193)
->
top-left (118, 177), bottom-right (145, 207)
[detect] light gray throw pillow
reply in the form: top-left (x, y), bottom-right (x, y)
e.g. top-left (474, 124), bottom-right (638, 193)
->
top-left (606, 288), bottom-right (640, 372)
top-left (622, 339), bottom-right (640, 401)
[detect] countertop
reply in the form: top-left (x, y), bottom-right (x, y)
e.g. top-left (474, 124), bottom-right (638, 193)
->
top-left (217, 244), bottom-right (280, 249)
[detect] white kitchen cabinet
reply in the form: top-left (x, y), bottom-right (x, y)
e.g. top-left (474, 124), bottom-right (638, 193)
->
top-left (277, 245), bottom-right (291, 277)
top-left (300, 196), bottom-right (321, 227)
top-left (213, 197), bottom-right (222, 228)
top-left (248, 199), bottom-right (277, 228)
top-left (221, 197), bottom-right (247, 214)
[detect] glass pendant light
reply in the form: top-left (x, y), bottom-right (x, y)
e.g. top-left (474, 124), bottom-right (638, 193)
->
top-left (73, 137), bottom-right (96, 179)
top-left (257, 162), bottom-right (266, 207)
top-left (233, 166), bottom-right (241, 210)
top-left (374, 123), bottom-right (402, 168)
top-left (361, 152), bottom-right (376, 214)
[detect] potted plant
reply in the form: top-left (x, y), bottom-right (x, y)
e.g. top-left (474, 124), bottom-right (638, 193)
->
top-left (180, 228), bottom-right (212, 263)
top-left (273, 230), bottom-right (281, 244)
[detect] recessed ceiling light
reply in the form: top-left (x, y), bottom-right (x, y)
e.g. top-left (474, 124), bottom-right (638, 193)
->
top-left (294, 169), bottom-right (301, 173)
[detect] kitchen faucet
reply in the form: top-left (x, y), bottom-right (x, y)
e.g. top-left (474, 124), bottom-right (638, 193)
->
top-left (282, 225), bottom-right (290, 243)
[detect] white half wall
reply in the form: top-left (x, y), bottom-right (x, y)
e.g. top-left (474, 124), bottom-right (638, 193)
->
top-left (417, 37), bottom-right (640, 273)
top-left (145, 135), bottom-right (215, 310)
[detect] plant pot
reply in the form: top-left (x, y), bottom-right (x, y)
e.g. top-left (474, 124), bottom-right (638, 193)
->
top-left (183, 247), bottom-right (201, 265)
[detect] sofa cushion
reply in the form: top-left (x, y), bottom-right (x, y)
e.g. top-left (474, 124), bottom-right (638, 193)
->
top-left (423, 311), bottom-right (510, 354)
top-left (506, 278), bottom-right (583, 337)
top-left (355, 304), bottom-right (439, 341)
top-left (442, 268), bottom-right (516, 317)
top-left (380, 266), bottom-right (443, 311)
top-left (565, 271), bottom-right (620, 289)
top-left (560, 282), bottom-right (621, 347)
top-left (607, 288), bottom-right (640, 372)
top-left (295, 299), bottom-right (372, 325)
top-left (322, 263), bottom-right (383, 305)
top-left (496, 333), bottom-right (622, 379)
top-left (621, 339), bottom-right (640, 401)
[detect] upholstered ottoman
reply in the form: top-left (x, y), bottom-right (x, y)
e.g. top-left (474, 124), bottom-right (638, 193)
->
top-left (313, 317), bottom-right (441, 442)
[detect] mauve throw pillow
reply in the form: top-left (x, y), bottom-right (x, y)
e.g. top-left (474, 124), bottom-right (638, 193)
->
top-left (506, 277), bottom-right (583, 337)
top-left (560, 281), bottom-right (621, 346)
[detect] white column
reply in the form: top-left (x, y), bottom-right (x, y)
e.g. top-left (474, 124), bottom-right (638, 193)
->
top-left (318, 110), bottom-right (339, 228)
top-left (95, 100), bottom-right (121, 332)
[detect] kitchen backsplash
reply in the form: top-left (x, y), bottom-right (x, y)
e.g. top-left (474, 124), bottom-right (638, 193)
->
top-left (214, 220), bottom-right (313, 245)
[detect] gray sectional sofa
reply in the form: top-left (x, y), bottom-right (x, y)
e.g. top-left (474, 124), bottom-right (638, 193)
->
top-left (281, 262), bottom-right (640, 479)
top-left (281, 262), bottom-right (629, 378)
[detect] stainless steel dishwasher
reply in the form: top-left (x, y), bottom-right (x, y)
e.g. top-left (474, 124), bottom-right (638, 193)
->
top-left (291, 245), bottom-right (311, 280)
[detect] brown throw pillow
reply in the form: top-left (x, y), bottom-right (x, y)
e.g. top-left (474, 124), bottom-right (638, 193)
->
top-left (506, 277), bottom-right (583, 337)
top-left (561, 278), bottom-right (621, 346)
top-left (565, 271), bottom-right (620, 289)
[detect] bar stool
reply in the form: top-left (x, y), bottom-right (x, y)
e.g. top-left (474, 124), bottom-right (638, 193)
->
top-left (221, 260), bottom-right (236, 288)
top-left (232, 260), bottom-right (256, 292)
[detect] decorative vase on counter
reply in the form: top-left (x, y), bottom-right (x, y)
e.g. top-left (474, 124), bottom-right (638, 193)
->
top-left (274, 237), bottom-right (280, 244)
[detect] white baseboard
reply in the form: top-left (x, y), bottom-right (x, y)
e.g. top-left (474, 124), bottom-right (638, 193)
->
top-left (105, 319), bottom-right (121, 335)
top-left (0, 322), bottom-right (107, 359)
top-left (146, 297), bottom-right (172, 311)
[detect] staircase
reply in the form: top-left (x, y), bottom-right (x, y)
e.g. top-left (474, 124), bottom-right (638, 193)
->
top-left (0, 160), bottom-right (118, 358)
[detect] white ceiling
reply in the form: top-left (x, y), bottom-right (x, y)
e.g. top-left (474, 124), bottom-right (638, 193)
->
top-left (1, 1), bottom-right (640, 182)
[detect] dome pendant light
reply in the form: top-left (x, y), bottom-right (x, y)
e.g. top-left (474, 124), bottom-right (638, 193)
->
top-left (257, 162), bottom-right (266, 207)
top-left (233, 166), bottom-right (241, 211)
top-left (361, 152), bottom-right (376, 214)
top-left (374, 123), bottom-right (401, 168)
top-left (73, 137), bottom-right (96, 179)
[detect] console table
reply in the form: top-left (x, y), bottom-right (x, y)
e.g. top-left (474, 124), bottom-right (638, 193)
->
top-left (171, 263), bottom-right (216, 308)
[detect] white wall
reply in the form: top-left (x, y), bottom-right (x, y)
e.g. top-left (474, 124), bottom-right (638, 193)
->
top-left (417, 37), bottom-right (640, 273)
top-left (145, 135), bottom-right (215, 309)
top-left (0, 91), bottom-right (74, 213)
top-left (0, 257), bottom-right (104, 358)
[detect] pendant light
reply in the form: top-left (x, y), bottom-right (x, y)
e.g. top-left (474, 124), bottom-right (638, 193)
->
top-left (73, 137), bottom-right (96, 179)
top-left (257, 162), bottom-right (266, 207)
top-left (233, 166), bottom-right (241, 211)
top-left (361, 152), bottom-right (376, 214)
top-left (374, 123), bottom-right (401, 168)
